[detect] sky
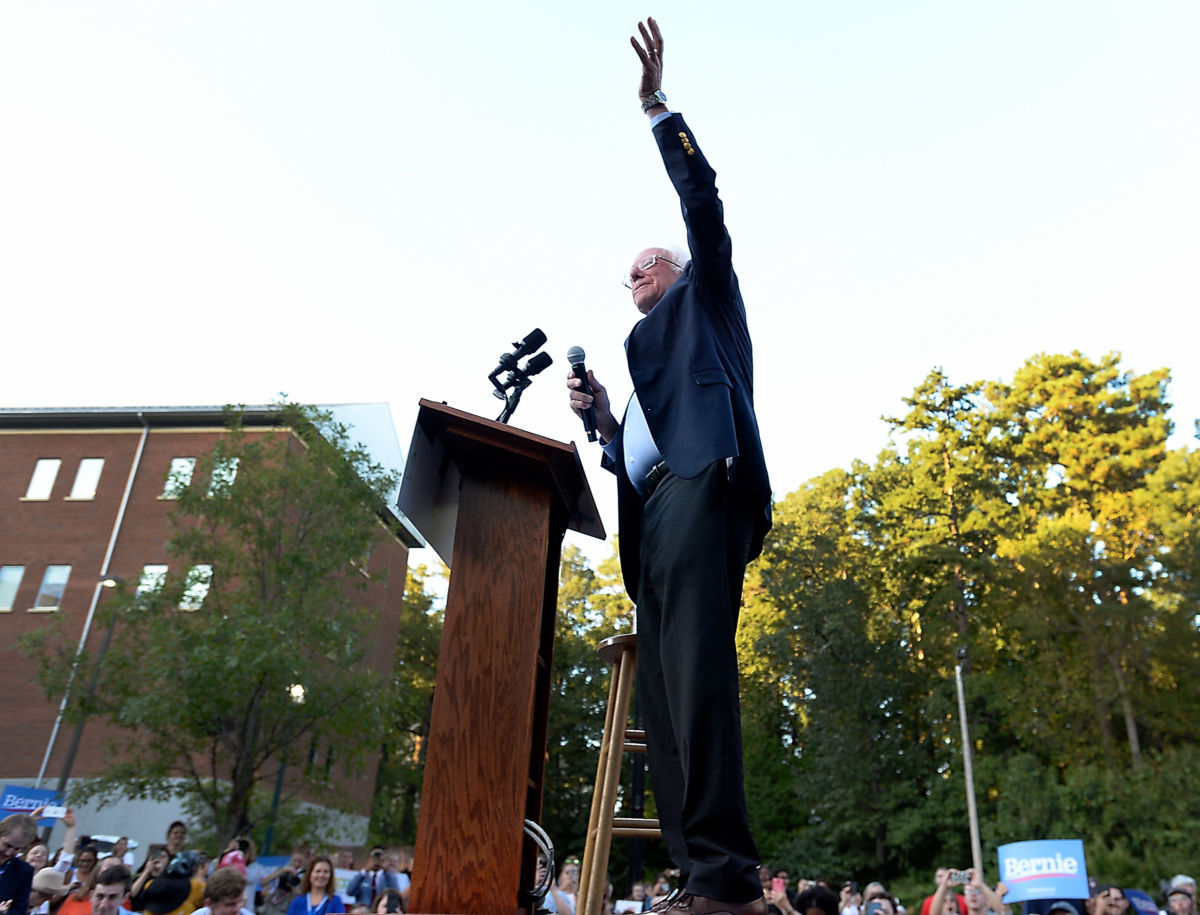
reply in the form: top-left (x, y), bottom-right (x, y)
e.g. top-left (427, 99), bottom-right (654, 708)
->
top-left (3, 1), bottom-right (1197, 570)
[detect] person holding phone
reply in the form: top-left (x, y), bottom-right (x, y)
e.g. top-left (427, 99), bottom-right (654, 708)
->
top-left (345, 849), bottom-right (396, 907)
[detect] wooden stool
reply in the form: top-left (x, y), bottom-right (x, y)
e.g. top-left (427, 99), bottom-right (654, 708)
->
top-left (576, 633), bottom-right (661, 915)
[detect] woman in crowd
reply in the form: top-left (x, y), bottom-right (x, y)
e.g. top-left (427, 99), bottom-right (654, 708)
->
top-left (67, 845), bottom-right (99, 892)
top-left (24, 843), bottom-right (49, 872)
top-left (130, 849), bottom-right (170, 912)
top-left (134, 850), bottom-right (202, 915)
top-left (111, 839), bottom-right (135, 869)
top-left (369, 890), bottom-right (403, 914)
top-left (287, 855), bottom-right (344, 915)
top-left (557, 859), bottom-right (580, 911)
top-left (56, 848), bottom-right (100, 915)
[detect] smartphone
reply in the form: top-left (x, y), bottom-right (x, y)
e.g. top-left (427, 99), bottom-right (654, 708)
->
top-left (949, 871), bottom-right (970, 886)
top-left (43, 805), bottom-right (67, 818)
top-left (773, 878), bottom-right (787, 895)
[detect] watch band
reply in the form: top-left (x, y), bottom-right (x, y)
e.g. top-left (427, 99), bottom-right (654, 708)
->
top-left (640, 89), bottom-right (667, 113)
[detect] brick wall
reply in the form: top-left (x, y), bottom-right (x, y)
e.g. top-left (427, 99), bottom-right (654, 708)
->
top-left (0, 422), bottom-right (409, 816)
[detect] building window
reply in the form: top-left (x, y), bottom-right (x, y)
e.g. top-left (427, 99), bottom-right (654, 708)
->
top-left (25, 459), bottom-right (62, 500)
top-left (208, 457), bottom-right (240, 495)
top-left (179, 564), bottom-right (212, 611)
top-left (163, 458), bottom-right (196, 499)
top-left (68, 458), bottom-right (105, 500)
top-left (32, 565), bottom-right (71, 611)
top-left (136, 564), bottom-right (169, 596)
top-left (0, 566), bottom-right (25, 612)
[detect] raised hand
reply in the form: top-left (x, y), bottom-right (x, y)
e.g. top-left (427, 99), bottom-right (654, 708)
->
top-left (630, 17), bottom-right (664, 101)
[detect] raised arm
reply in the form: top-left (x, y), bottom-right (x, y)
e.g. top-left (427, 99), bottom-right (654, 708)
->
top-left (630, 19), bottom-right (735, 300)
top-left (58, 809), bottom-right (77, 869)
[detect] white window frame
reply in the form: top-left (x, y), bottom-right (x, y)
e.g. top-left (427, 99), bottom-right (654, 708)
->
top-left (0, 565), bottom-right (25, 612)
top-left (179, 564), bottom-right (212, 611)
top-left (67, 458), bottom-right (105, 501)
top-left (207, 457), bottom-right (240, 495)
top-left (162, 458), bottom-right (196, 499)
top-left (32, 565), bottom-right (71, 612)
top-left (136, 564), bottom-right (169, 596)
top-left (24, 459), bottom-right (62, 500)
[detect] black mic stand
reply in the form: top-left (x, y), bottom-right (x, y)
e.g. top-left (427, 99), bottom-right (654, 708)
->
top-left (490, 352), bottom-right (553, 424)
top-left (491, 369), bottom-right (532, 424)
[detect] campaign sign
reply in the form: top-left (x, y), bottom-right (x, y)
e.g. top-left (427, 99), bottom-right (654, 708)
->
top-left (335, 869), bottom-right (357, 905)
top-left (998, 839), bottom-right (1089, 903)
top-left (1, 784), bottom-right (64, 827)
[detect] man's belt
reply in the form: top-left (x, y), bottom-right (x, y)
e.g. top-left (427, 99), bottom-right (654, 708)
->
top-left (643, 460), bottom-right (672, 497)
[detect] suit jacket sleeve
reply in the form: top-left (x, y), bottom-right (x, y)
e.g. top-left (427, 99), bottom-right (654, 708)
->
top-left (4, 862), bottom-right (33, 915)
top-left (651, 112), bottom-right (736, 303)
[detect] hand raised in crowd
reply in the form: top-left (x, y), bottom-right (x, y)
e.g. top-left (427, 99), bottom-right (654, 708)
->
top-left (630, 17), bottom-right (664, 100)
top-left (769, 887), bottom-right (796, 915)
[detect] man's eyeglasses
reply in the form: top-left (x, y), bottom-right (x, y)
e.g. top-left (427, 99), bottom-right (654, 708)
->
top-left (623, 254), bottom-right (682, 288)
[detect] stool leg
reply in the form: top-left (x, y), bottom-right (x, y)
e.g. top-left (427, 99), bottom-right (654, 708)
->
top-left (581, 647), bottom-right (636, 915)
top-left (577, 653), bottom-right (621, 915)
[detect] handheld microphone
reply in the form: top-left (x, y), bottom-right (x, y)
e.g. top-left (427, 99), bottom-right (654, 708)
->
top-left (567, 345), bottom-right (597, 442)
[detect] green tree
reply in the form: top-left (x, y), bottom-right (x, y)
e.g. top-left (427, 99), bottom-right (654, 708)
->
top-left (25, 403), bottom-right (404, 840)
top-left (745, 351), bottom-right (1200, 884)
top-left (989, 352), bottom-right (1173, 767)
top-left (370, 564), bottom-right (445, 844)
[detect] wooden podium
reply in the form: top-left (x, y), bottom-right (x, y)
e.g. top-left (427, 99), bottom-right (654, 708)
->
top-left (397, 400), bottom-right (604, 915)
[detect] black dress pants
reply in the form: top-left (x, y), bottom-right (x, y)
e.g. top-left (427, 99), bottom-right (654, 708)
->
top-left (634, 459), bottom-right (761, 903)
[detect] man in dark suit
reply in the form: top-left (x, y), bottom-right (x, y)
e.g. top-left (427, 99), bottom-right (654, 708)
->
top-left (345, 847), bottom-right (399, 906)
top-left (0, 813), bottom-right (37, 915)
top-left (567, 18), bottom-right (771, 915)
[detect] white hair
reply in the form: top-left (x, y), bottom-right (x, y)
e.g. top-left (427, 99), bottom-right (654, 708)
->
top-left (660, 244), bottom-right (690, 270)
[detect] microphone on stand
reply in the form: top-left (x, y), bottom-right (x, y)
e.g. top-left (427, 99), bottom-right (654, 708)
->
top-left (491, 328), bottom-right (547, 377)
top-left (489, 332), bottom-right (552, 425)
top-left (521, 351), bottom-right (554, 381)
top-left (567, 346), bottom-right (597, 442)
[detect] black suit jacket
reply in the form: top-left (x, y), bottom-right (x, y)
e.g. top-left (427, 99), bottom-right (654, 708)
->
top-left (0, 857), bottom-right (32, 915)
top-left (606, 112), bottom-right (772, 594)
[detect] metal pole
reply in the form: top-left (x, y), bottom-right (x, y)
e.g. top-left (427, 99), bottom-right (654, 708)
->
top-left (36, 419), bottom-right (149, 787)
top-left (262, 752), bottom-right (287, 857)
top-left (54, 615), bottom-right (118, 797)
top-left (954, 657), bottom-right (983, 876)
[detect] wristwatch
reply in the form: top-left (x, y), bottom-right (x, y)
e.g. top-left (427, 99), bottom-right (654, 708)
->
top-left (640, 89), bottom-right (667, 113)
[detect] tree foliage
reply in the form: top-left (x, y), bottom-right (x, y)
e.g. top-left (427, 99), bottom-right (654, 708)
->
top-left (736, 351), bottom-right (1200, 888)
top-left (24, 403), bottom-right (404, 840)
top-left (371, 564), bottom-right (444, 844)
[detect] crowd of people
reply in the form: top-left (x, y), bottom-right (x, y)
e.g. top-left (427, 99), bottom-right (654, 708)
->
top-left (544, 862), bottom-right (1198, 915)
top-left (2, 810), bottom-right (1193, 915)
top-left (0, 812), bottom-right (412, 915)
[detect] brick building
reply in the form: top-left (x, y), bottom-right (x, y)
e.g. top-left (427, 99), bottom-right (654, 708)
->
top-left (0, 403), bottom-right (421, 851)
